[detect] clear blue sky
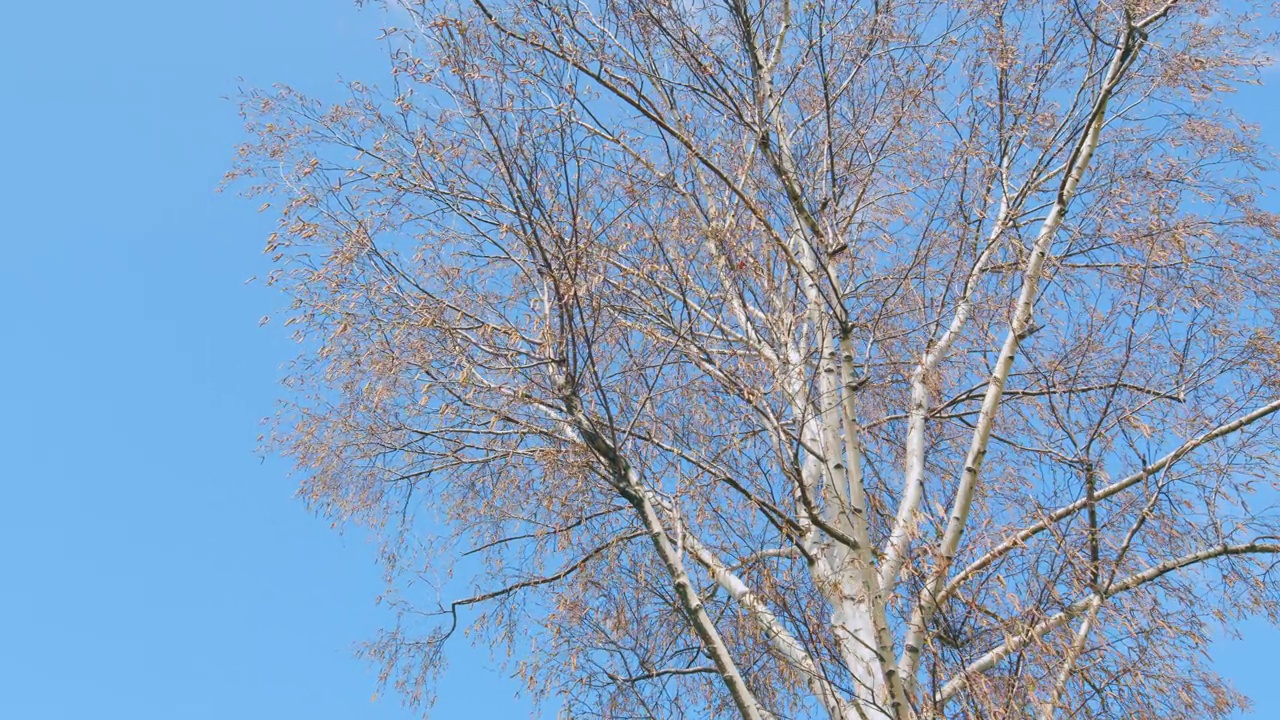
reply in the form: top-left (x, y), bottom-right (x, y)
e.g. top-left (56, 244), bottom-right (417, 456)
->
top-left (0, 2), bottom-right (1275, 718)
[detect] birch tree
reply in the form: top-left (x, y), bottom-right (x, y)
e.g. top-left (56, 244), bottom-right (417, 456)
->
top-left (231, 0), bottom-right (1280, 717)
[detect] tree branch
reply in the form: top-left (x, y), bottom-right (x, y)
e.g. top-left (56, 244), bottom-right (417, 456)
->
top-left (937, 541), bottom-right (1280, 704)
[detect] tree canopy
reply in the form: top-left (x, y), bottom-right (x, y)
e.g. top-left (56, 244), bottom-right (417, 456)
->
top-left (232, 1), bottom-right (1280, 717)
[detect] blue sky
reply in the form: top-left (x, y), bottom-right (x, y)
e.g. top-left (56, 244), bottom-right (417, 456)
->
top-left (0, 2), bottom-right (1275, 718)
